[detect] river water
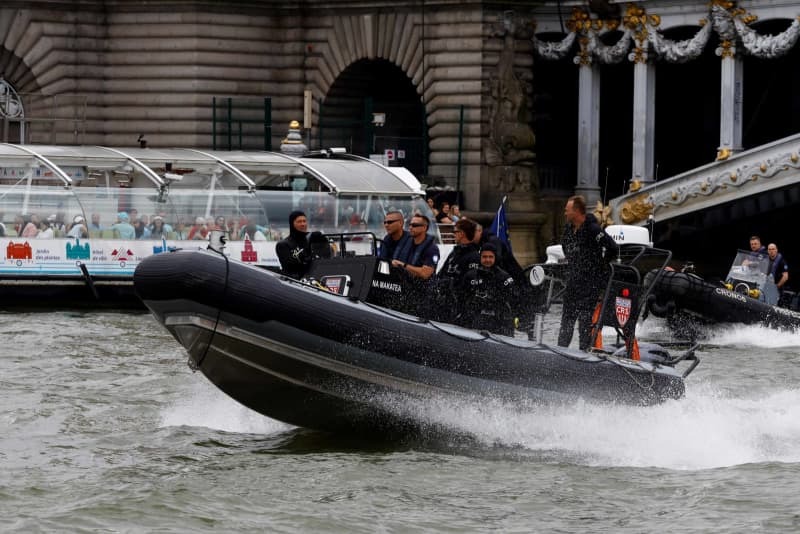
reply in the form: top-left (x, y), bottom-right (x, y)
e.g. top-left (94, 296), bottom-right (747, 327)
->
top-left (1, 308), bottom-right (799, 532)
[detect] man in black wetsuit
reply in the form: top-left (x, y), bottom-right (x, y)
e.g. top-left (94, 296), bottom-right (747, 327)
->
top-left (557, 195), bottom-right (618, 351)
top-left (438, 218), bottom-right (481, 316)
top-left (276, 210), bottom-right (312, 279)
top-left (461, 241), bottom-right (516, 335)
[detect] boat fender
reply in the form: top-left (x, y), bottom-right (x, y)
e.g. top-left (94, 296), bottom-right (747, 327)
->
top-left (646, 293), bottom-right (675, 317)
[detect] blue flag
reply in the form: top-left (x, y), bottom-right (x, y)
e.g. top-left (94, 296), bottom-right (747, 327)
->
top-left (488, 196), bottom-right (512, 253)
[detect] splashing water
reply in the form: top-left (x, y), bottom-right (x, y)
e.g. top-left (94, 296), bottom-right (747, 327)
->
top-left (160, 378), bottom-right (291, 435)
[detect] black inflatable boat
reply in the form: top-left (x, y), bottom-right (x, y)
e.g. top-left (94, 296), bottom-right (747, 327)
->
top-left (134, 243), bottom-right (698, 437)
top-left (646, 250), bottom-right (800, 338)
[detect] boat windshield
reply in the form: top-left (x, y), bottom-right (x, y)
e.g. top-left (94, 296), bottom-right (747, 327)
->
top-left (726, 250), bottom-right (771, 286)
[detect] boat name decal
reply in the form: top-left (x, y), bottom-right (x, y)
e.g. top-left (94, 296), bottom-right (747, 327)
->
top-left (714, 287), bottom-right (747, 303)
top-left (371, 279), bottom-right (402, 293)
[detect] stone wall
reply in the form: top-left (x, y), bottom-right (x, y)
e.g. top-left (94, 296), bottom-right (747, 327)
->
top-left (0, 1), bottom-right (547, 260)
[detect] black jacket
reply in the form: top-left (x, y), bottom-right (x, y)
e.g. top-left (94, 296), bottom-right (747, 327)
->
top-left (276, 230), bottom-right (312, 279)
top-left (460, 265), bottom-right (516, 334)
top-left (561, 213), bottom-right (618, 300)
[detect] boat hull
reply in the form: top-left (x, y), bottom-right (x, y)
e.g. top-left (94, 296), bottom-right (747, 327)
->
top-left (647, 270), bottom-right (800, 331)
top-left (135, 250), bottom-right (686, 435)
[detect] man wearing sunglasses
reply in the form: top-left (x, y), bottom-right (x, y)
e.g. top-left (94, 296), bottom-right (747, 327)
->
top-left (391, 214), bottom-right (440, 316)
top-left (378, 210), bottom-right (410, 262)
top-left (391, 214), bottom-right (439, 281)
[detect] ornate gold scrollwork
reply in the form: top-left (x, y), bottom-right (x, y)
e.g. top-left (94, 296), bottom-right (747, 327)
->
top-left (629, 179), bottom-right (642, 192)
top-left (593, 200), bottom-right (613, 228)
top-left (619, 194), bottom-right (653, 224)
top-left (716, 147), bottom-right (731, 161)
top-left (730, 172), bottom-right (738, 182)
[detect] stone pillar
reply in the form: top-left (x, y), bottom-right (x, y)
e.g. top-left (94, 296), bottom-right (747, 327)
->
top-left (631, 60), bottom-right (656, 184)
top-left (575, 62), bottom-right (601, 204)
top-left (717, 45), bottom-right (743, 160)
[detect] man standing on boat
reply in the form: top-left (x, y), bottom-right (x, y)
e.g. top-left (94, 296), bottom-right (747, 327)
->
top-left (379, 210), bottom-right (410, 262)
top-left (276, 210), bottom-right (313, 279)
top-left (558, 195), bottom-right (618, 351)
top-left (767, 243), bottom-right (789, 295)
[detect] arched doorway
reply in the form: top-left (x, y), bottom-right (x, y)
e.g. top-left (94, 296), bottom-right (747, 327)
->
top-left (319, 59), bottom-right (426, 177)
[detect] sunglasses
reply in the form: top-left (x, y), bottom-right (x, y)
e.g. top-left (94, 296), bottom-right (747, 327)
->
top-left (409, 223), bottom-right (426, 228)
top-left (383, 219), bottom-right (402, 225)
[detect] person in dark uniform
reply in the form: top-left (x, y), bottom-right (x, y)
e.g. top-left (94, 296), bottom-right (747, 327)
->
top-left (767, 243), bottom-right (789, 294)
top-left (438, 218), bottom-right (481, 315)
top-left (276, 210), bottom-right (313, 279)
top-left (557, 195), bottom-right (618, 350)
top-left (461, 241), bottom-right (516, 335)
top-left (391, 214), bottom-right (440, 280)
top-left (378, 210), bottom-right (410, 261)
top-left (391, 214), bottom-right (440, 316)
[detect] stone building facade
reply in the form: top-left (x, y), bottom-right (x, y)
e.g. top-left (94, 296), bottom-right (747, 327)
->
top-left (0, 2), bottom-right (535, 215)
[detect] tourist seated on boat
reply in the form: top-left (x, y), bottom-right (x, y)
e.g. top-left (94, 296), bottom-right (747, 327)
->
top-left (133, 217), bottom-right (151, 239)
top-left (459, 242), bottom-right (516, 335)
top-left (450, 204), bottom-right (461, 223)
top-left (244, 223), bottom-right (267, 241)
top-left (436, 201), bottom-right (454, 224)
top-left (149, 216), bottom-right (167, 240)
top-left (188, 217), bottom-right (209, 240)
top-left (276, 210), bottom-right (313, 280)
top-left (426, 197), bottom-right (439, 219)
top-left (111, 212), bottom-right (136, 239)
top-left (47, 213), bottom-right (66, 237)
top-left (89, 213), bottom-right (103, 232)
top-left (17, 214), bottom-right (38, 238)
top-left (154, 211), bottom-right (174, 234)
top-left (212, 215), bottom-right (228, 235)
top-left (66, 215), bottom-right (88, 239)
top-left (37, 219), bottom-right (54, 239)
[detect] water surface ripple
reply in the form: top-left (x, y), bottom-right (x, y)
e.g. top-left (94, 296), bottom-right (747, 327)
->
top-left (1, 310), bottom-right (799, 532)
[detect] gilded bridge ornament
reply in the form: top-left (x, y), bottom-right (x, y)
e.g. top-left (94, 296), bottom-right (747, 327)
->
top-left (619, 195), bottom-right (653, 224)
top-left (532, 1), bottom-right (800, 64)
top-left (593, 201), bottom-right (613, 228)
top-left (615, 143), bottom-right (800, 222)
top-left (484, 11), bottom-right (536, 192)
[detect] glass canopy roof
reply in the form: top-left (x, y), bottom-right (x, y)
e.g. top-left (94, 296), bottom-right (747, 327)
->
top-left (0, 144), bottom-right (423, 195)
top-left (0, 144), bottom-right (432, 241)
